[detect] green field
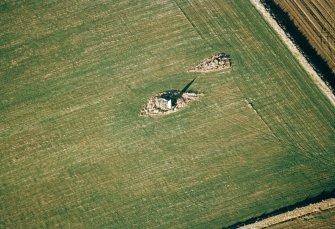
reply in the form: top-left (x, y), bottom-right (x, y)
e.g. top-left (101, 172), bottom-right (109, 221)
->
top-left (1, 0), bottom-right (335, 228)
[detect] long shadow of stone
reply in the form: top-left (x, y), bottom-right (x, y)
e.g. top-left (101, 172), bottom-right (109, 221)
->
top-left (223, 188), bottom-right (335, 229)
top-left (262, 0), bottom-right (335, 93)
top-left (160, 78), bottom-right (197, 106)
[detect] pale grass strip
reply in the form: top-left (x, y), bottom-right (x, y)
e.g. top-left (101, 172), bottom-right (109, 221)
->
top-left (240, 198), bottom-right (335, 228)
top-left (250, 0), bottom-right (335, 107)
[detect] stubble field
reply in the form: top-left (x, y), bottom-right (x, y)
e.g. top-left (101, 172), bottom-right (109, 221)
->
top-left (1, 0), bottom-right (335, 228)
top-left (273, 0), bottom-right (335, 74)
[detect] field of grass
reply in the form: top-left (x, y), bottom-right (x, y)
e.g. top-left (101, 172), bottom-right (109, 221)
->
top-left (1, 0), bottom-right (335, 228)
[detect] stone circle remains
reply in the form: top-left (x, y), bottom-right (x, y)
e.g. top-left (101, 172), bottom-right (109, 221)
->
top-left (141, 90), bottom-right (201, 116)
top-left (141, 52), bottom-right (232, 116)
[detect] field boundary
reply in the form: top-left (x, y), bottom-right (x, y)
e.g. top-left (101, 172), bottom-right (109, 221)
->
top-left (250, 0), bottom-right (335, 107)
top-left (239, 198), bottom-right (335, 228)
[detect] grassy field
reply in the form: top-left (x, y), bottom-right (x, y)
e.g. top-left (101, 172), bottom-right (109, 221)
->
top-left (1, 0), bottom-right (335, 228)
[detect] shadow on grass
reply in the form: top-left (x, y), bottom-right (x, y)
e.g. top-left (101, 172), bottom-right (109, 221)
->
top-left (224, 188), bottom-right (335, 229)
top-left (262, 0), bottom-right (335, 93)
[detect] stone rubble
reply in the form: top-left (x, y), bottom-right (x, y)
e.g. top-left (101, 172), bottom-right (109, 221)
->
top-left (190, 53), bottom-right (231, 72)
top-left (141, 90), bottom-right (201, 116)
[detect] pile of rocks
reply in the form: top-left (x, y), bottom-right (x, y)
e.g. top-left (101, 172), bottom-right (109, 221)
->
top-left (141, 90), bottom-right (201, 116)
top-left (191, 53), bottom-right (231, 72)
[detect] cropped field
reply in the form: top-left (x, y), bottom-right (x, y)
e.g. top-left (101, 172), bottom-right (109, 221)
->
top-left (273, 0), bottom-right (335, 74)
top-left (1, 0), bottom-right (335, 228)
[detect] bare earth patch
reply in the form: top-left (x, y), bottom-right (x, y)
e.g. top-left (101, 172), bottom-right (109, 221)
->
top-left (190, 53), bottom-right (232, 73)
top-left (141, 90), bottom-right (202, 116)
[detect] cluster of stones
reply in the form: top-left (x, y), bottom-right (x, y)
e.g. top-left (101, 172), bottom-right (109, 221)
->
top-left (141, 52), bottom-right (231, 116)
top-left (191, 53), bottom-right (231, 72)
top-left (141, 90), bottom-right (201, 116)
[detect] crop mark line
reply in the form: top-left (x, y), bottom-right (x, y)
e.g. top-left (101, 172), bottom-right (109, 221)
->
top-left (172, 0), bottom-right (207, 43)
